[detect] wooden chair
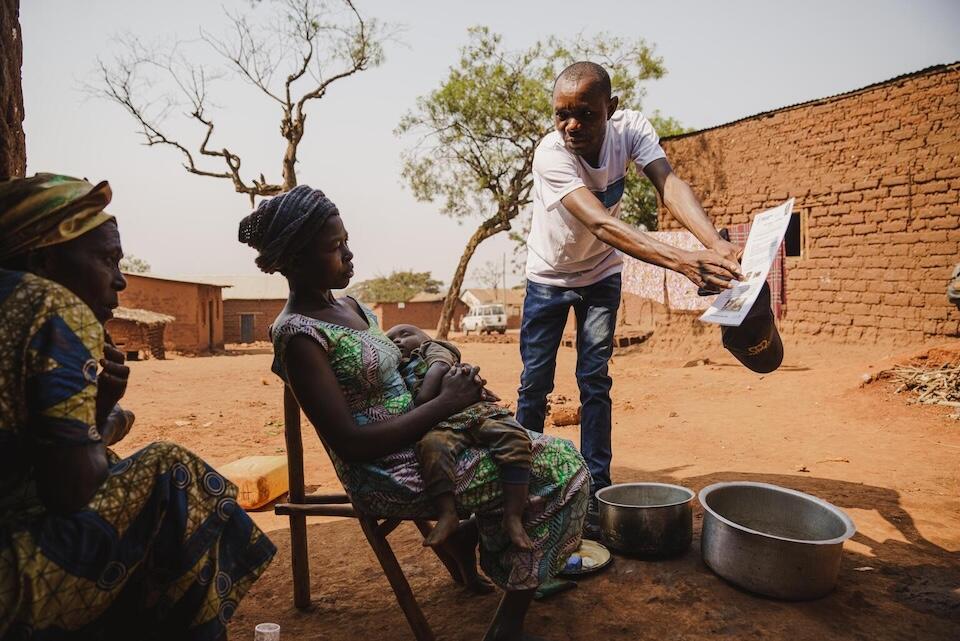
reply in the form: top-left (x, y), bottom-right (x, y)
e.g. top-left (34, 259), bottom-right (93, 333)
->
top-left (274, 386), bottom-right (454, 641)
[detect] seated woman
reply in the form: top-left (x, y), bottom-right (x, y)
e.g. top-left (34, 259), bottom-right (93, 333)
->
top-left (239, 185), bottom-right (590, 641)
top-left (0, 174), bottom-right (276, 641)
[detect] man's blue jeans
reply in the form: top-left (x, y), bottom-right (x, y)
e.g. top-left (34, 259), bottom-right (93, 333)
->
top-left (516, 272), bottom-right (621, 493)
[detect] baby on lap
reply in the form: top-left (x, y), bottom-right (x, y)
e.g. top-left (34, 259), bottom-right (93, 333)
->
top-left (386, 324), bottom-right (533, 551)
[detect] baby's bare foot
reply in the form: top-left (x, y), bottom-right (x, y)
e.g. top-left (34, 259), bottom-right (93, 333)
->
top-left (424, 512), bottom-right (460, 548)
top-left (503, 515), bottom-right (534, 550)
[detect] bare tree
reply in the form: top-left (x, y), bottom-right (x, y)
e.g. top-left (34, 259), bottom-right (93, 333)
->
top-left (94, 0), bottom-right (390, 205)
top-left (471, 259), bottom-right (504, 293)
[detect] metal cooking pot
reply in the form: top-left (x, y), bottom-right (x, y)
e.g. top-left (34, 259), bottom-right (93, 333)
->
top-left (699, 482), bottom-right (856, 600)
top-left (596, 483), bottom-right (694, 558)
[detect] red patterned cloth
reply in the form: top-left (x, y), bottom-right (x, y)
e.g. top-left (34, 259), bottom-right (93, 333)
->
top-left (726, 223), bottom-right (787, 319)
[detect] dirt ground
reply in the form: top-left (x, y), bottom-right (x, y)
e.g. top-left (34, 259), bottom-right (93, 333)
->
top-left (114, 333), bottom-right (960, 641)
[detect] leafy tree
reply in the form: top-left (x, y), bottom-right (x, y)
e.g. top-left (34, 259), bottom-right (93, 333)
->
top-left (95, 0), bottom-right (391, 205)
top-left (346, 270), bottom-right (442, 303)
top-left (119, 254), bottom-right (151, 273)
top-left (398, 27), bottom-right (669, 338)
top-left (620, 114), bottom-right (690, 230)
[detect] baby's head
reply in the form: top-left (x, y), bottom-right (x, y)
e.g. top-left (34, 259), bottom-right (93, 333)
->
top-left (386, 324), bottom-right (431, 358)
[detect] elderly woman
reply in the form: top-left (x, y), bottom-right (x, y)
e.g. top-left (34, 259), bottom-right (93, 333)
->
top-left (239, 185), bottom-right (590, 641)
top-left (0, 174), bottom-right (276, 641)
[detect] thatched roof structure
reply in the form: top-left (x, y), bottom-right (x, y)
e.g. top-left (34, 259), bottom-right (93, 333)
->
top-left (112, 307), bottom-right (175, 326)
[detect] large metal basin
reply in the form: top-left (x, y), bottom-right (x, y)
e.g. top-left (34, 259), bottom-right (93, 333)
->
top-left (596, 483), bottom-right (694, 558)
top-left (699, 482), bottom-right (856, 600)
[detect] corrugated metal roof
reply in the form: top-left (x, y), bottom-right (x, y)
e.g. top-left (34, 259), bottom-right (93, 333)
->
top-left (461, 288), bottom-right (525, 306)
top-left (192, 274), bottom-right (289, 300)
top-left (122, 272), bottom-right (232, 288)
top-left (663, 61), bottom-right (960, 142)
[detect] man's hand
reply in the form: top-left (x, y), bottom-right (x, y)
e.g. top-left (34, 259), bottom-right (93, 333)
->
top-left (678, 249), bottom-right (743, 290)
top-left (96, 343), bottom-right (130, 426)
top-left (710, 238), bottom-right (743, 266)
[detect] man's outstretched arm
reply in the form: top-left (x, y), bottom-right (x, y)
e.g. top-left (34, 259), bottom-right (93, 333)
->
top-left (643, 158), bottom-right (741, 265)
top-left (559, 162), bottom-right (742, 289)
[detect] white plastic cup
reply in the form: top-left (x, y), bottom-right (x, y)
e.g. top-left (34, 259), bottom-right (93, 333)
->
top-left (254, 622), bottom-right (280, 641)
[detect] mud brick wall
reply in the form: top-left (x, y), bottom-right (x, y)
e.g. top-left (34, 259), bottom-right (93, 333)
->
top-left (120, 275), bottom-right (225, 351)
top-left (372, 300), bottom-right (468, 331)
top-left (659, 64), bottom-right (960, 343)
top-left (223, 299), bottom-right (285, 343)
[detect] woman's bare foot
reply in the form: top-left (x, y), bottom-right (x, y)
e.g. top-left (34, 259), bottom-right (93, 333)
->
top-left (423, 510), bottom-right (460, 548)
top-left (503, 514), bottom-right (534, 550)
top-left (444, 518), bottom-right (495, 594)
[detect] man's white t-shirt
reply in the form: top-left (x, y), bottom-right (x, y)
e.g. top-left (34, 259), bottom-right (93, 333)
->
top-left (525, 109), bottom-right (666, 287)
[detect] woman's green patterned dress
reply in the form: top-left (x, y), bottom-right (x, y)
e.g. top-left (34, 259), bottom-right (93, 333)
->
top-left (271, 302), bottom-right (589, 590)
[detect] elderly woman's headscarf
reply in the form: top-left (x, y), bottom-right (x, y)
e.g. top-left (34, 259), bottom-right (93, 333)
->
top-left (238, 185), bottom-right (339, 274)
top-left (0, 173), bottom-right (114, 263)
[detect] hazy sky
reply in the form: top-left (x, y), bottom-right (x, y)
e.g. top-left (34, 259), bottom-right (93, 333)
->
top-left (20, 0), bottom-right (960, 288)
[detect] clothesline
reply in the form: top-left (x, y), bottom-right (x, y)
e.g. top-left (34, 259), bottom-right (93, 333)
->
top-left (620, 226), bottom-right (787, 319)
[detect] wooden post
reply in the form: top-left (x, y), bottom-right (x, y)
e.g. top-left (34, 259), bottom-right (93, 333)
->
top-left (283, 386), bottom-right (311, 609)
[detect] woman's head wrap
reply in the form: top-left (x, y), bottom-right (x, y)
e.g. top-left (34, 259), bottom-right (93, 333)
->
top-left (238, 185), bottom-right (339, 274)
top-left (0, 173), bottom-right (114, 262)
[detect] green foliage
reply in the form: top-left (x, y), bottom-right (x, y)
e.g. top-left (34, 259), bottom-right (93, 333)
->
top-left (396, 27), bottom-right (667, 223)
top-left (120, 254), bottom-right (151, 273)
top-left (346, 270), bottom-right (442, 303)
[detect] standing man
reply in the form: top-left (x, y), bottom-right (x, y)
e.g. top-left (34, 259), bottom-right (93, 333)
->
top-left (516, 62), bottom-right (742, 535)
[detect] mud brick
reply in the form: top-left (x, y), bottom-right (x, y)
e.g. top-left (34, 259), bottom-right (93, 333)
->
top-left (883, 293), bottom-right (911, 306)
top-left (880, 220), bottom-right (908, 233)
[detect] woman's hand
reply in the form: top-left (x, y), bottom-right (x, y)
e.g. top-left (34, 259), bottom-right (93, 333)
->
top-left (96, 343), bottom-right (130, 426)
top-left (100, 406), bottom-right (135, 446)
top-left (437, 364), bottom-right (484, 413)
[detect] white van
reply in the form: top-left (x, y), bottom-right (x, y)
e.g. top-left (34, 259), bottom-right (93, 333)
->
top-left (460, 304), bottom-right (507, 335)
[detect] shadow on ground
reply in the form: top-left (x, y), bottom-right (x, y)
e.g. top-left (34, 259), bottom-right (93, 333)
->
top-left (230, 467), bottom-right (958, 641)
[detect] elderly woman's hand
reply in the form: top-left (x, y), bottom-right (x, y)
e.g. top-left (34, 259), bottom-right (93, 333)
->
top-left (96, 343), bottom-right (130, 426)
top-left (437, 364), bottom-right (484, 413)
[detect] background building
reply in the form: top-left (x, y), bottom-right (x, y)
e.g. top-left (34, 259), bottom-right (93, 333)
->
top-left (106, 307), bottom-right (174, 360)
top-left (214, 274), bottom-right (289, 344)
top-left (119, 273), bottom-right (228, 352)
top-left (370, 291), bottom-right (468, 331)
top-left (658, 62), bottom-right (960, 343)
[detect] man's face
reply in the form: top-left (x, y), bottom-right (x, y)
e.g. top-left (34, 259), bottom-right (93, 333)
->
top-left (386, 324), bottom-right (428, 358)
top-left (553, 78), bottom-right (617, 161)
top-left (38, 220), bottom-right (127, 324)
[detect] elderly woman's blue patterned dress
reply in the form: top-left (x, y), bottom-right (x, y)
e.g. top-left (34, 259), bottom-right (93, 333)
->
top-left (0, 270), bottom-right (276, 640)
top-left (271, 302), bottom-right (589, 590)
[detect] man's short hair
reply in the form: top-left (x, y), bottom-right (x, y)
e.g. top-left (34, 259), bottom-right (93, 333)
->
top-left (554, 61), bottom-right (612, 98)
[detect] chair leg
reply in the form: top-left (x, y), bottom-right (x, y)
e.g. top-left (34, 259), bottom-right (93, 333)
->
top-left (414, 520), bottom-right (463, 585)
top-left (359, 517), bottom-right (436, 641)
top-left (289, 514), bottom-right (311, 609)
